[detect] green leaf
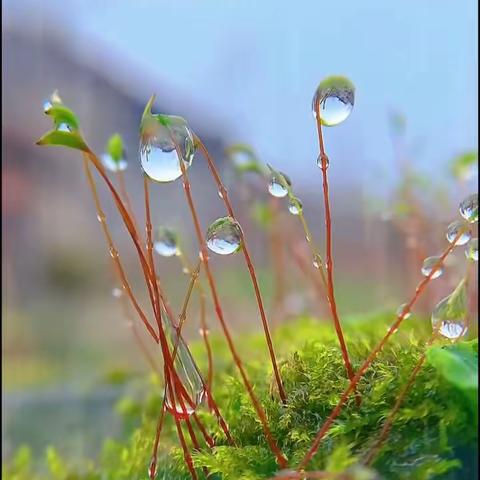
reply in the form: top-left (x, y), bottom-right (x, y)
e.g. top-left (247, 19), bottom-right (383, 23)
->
top-left (450, 151), bottom-right (478, 181)
top-left (36, 129), bottom-right (89, 152)
top-left (46, 104), bottom-right (80, 130)
top-left (426, 341), bottom-right (478, 391)
top-left (106, 133), bottom-right (124, 162)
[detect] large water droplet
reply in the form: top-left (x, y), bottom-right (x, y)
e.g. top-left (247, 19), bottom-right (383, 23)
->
top-left (465, 238), bottom-right (478, 262)
top-left (459, 193), bottom-right (478, 224)
top-left (316, 154), bottom-right (329, 170)
top-left (446, 220), bottom-right (472, 246)
top-left (268, 172), bottom-right (291, 198)
top-left (206, 217), bottom-right (243, 255)
top-left (154, 227), bottom-right (179, 257)
top-left (312, 76), bottom-right (355, 126)
top-left (396, 303), bottom-right (412, 319)
top-left (140, 115), bottom-right (195, 183)
top-left (288, 197), bottom-right (303, 215)
top-left (431, 280), bottom-right (468, 339)
top-left (162, 315), bottom-right (205, 419)
top-left (421, 256), bottom-right (444, 279)
top-left (101, 153), bottom-right (127, 172)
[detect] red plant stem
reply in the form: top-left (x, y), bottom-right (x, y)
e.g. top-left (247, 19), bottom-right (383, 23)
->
top-left (149, 399), bottom-right (166, 480)
top-left (364, 262), bottom-right (474, 466)
top-left (82, 158), bottom-right (159, 342)
top-left (298, 235), bottom-right (460, 470)
top-left (362, 350), bottom-right (428, 466)
top-left (174, 416), bottom-right (198, 480)
top-left (177, 149), bottom-right (288, 468)
top-left (116, 169), bottom-right (139, 235)
top-left (314, 108), bottom-right (357, 394)
top-left (195, 136), bottom-right (287, 404)
top-left (192, 413), bottom-right (215, 448)
top-left (85, 151), bottom-right (161, 329)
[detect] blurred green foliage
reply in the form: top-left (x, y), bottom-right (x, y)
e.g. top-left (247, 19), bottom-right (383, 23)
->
top-left (4, 313), bottom-right (477, 479)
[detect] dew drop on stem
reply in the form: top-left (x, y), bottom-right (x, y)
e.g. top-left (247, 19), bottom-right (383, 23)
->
top-left (206, 216), bottom-right (243, 255)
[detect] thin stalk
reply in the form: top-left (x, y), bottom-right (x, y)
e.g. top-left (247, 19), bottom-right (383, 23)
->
top-left (363, 262), bottom-right (474, 466)
top-left (149, 398), bottom-right (166, 480)
top-left (177, 147), bottom-right (288, 468)
top-left (82, 158), bottom-right (159, 342)
top-left (298, 234), bottom-right (461, 469)
top-left (178, 252), bottom-right (215, 395)
top-left (314, 103), bottom-right (357, 393)
top-left (195, 136), bottom-right (287, 404)
top-left (116, 169), bottom-right (139, 235)
top-left (269, 197), bottom-right (286, 325)
top-left (174, 415), bottom-right (198, 480)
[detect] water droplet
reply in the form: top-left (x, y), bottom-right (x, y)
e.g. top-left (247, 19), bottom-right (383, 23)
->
top-left (140, 114), bottom-right (195, 183)
top-left (43, 100), bottom-right (53, 114)
top-left (312, 75), bottom-right (355, 126)
top-left (459, 193), bottom-right (478, 223)
top-left (112, 288), bottom-right (123, 298)
top-left (109, 247), bottom-right (119, 259)
top-left (206, 217), bottom-right (243, 255)
top-left (96, 213), bottom-right (105, 223)
top-left (154, 227), bottom-right (179, 257)
top-left (396, 303), bottom-right (411, 319)
top-left (56, 123), bottom-right (72, 132)
top-left (288, 197), bottom-right (303, 215)
top-left (218, 190), bottom-right (224, 198)
top-left (316, 154), bottom-right (330, 170)
top-left (465, 238), bottom-right (478, 261)
top-left (421, 256), bottom-right (444, 279)
top-left (101, 153), bottom-right (127, 172)
top-left (313, 257), bottom-right (320, 269)
top-left (268, 172), bottom-right (291, 198)
top-left (446, 220), bottom-right (472, 246)
top-left (431, 280), bottom-right (468, 339)
top-left (162, 315), bottom-right (205, 419)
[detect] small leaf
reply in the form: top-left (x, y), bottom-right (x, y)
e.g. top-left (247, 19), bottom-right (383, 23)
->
top-left (46, 103), bottom-right (80, 130)
top-left (426, 341), bottom-right (478, 390)
top-left (106, 133), bottom-right (124, 162)
top-left (450, 151), bottom-right (478, 181)
top-left (36, 129), bottom-right (89, 152)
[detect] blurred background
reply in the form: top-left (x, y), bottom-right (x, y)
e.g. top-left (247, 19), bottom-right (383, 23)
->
top-left (2, 0), bottom-right (478, 468)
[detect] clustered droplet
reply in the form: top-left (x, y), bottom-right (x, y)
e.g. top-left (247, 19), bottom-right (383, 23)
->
top-left (268, 171), bottom-right (291, 198)
top-left (446, 220), bottom-right (472, 246)
top-left (459, 193), bottom-right (478, 224)
top-left (421, 256), bottom-right (444, 279)
top-left (206, 217), bottom-right (243, 255)
top-left (140, 114), bottom-right (195, 183)
top-left (154, 227), bottom-right (179, 257)
top-left (312, 75), bottom-right (355, 127)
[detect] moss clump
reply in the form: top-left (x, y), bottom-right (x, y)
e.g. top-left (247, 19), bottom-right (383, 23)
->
top-left (4, 312), bottom-right (478, 480)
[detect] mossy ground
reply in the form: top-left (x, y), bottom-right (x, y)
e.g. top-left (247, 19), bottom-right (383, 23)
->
top-left (4, 312), bottom-right (478, 480)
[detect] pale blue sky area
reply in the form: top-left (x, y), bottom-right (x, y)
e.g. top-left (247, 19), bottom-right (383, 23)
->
top-left (5, 0), bottom-right (478, 190)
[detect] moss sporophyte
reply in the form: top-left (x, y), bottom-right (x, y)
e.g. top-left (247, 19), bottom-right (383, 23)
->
top-left (23, 81), bottom-right (478, 479)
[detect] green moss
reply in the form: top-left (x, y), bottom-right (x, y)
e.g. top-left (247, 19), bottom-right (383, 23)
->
top-left (4, 313), bottom-right (477, 479)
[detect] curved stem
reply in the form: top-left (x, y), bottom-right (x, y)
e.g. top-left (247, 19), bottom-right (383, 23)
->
top-left (177, 147), bottom-right (288, 467)
top-left (195, 136), bottom-right (287, 404)
top-left (314, 106), bottom-right (357, 397)
top-left (299, 235), bottom-right (459, 469)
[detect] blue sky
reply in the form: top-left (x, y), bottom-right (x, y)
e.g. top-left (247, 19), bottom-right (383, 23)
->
top-left (5, 0), bottom-right (478, 190)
